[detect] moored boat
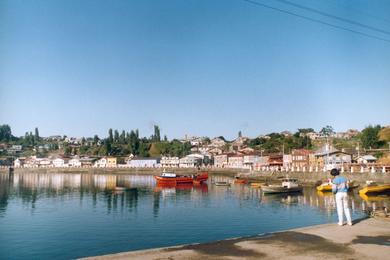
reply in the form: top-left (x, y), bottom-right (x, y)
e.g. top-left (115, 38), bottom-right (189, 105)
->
top-left (358, 181), bottom-right (390, 195)
top-left (154, 170), bottom-right (208, 185)
top-left (233, 177), bottom-right (248, 184)
top-left (250, 182), bottom-right (265, 188)
top-left (316, 180), bottom-right (358, 192)
top-left (214, 181), bottom-right (230, 186)
top-left (262, 178), bottom-right (303, 194)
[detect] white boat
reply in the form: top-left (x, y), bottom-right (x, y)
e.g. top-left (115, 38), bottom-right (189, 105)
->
top-left (262, 178), bottom-right (303, 194)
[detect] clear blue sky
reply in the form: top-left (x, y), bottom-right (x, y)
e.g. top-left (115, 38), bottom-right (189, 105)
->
top-left (1, 0), bottom-right (390, 140)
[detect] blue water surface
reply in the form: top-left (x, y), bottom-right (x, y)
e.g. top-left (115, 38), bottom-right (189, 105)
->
top-left (0, 172), bottom-right (374, 259)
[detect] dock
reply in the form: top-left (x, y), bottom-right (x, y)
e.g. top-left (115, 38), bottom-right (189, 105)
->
top-left (83, 217), bottom-right (390, 259)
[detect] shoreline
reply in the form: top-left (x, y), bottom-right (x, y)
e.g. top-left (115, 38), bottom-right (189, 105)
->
top-left (2, 167), bottom-right (390, 185)
top-left (82, 217), bottom-right (390, 260)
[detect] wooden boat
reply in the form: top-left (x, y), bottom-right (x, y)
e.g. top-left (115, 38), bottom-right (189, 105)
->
top-left (250, 182), bottom-right (265, 188)
top-left (214, 181), bottom-right (230, 186)
top-left (262, 178), bottom-right (303, 194)
top-left (358, 181), bottom-right (390, 195)
top-left (234, 177), bottom-right (248, 184)
top-left (316, 181), bottom-right (358, 192)
top-left (154, 170), bottom-right (208, 185)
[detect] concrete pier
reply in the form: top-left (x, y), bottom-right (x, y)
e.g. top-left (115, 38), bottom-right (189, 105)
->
top-left (83, 217), bottom-right (390, 260)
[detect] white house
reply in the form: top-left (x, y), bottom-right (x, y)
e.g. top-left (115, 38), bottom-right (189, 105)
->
top-left (68, 158), bottom-right (82, 167)
top-left (227, 155), bottom-right (244, 169)
top-left (53, 158), bottom-right (66, 167)
top-left (356, 155), bottom-right (377, 164)
top-left (160, 157), bottom-right (180, 168)
top-left (127, 158), bottom-right (160, 168)
top-left (14, 158), bottom-right (22, 168)
top-left (94, 157), bottom-right (107, 168)
top-left (179, 154), bottom-right (203, 168)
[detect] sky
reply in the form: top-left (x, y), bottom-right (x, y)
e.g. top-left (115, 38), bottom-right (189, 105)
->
top-left (1, 0), bottom-right (390, 140)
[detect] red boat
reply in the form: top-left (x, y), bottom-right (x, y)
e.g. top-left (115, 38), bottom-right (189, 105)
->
top-left (154, 171), bottom-right (208, 185)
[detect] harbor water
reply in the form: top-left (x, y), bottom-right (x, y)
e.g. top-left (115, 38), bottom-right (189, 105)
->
top-left (0, 172), bottom-right (387, 259)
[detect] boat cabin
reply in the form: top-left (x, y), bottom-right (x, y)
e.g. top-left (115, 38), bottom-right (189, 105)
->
top-left (281, 178), bottom-right (299, 188)
top-left (161, 172), bottom-right (176, 178)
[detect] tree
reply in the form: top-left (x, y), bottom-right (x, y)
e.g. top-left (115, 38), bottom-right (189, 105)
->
top-left (120, 130), bottom-right (126, 144)
top-left (360, 125), bottom-right (384, 149)
top-left (34, 127), bottom-right (40, 141)
top-left (238, 131), bottom-right (242, 138)
top-left (153, 125), bottom-right (161, 142)
top-left (297, 128), bottom-right (314, 134)
top-left (108, 128), bottom-right (113, 143)
top-left (320, 125), bottom-right (334, 137)
top-left (114, 129), bottom-right (119, 143)
top-left (0, 124), bottom-right (12, 142)
top-left (93, 135), bottom-right (100, 146)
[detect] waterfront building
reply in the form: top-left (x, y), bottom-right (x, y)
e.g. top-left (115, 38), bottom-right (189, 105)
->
top-left (213, 154), bottom-right (228, 168)
top-left (80, 157), bottom-right (96, 167)
top-left (68, 158), bottom-right (82, 167)
top-left (243, 153), bottom-right (261, 170)
top-left (160, 156), bottom-right (180, 168)
top-left (107, 157), bottom-right (117, 167)
top-left (94, 157), bottom-right (116, 168)
top-left (283, 154), bottom-right (292, 168)
top-left (291, 149), bottom-right (312, 168)
top-left (268, 154), bottom-right (283, 167)
top-left (313, 146), bottom-right (352, 169)
top-left (179, 154), bottom-right (202, 168)
top-left (356, 155), bottom-right (377, 164)
top-left (127, 158), bottom-right (160, 168)
top-left (227, 154), bottom-right (244, 169)
top-left (53, 158), bottom-right (66, 168)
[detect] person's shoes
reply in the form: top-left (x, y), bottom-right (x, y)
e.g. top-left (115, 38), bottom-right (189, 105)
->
top-left (338, 222), bottom-right (344, 226)
top-left (347, 222), bottom-right (353, 226)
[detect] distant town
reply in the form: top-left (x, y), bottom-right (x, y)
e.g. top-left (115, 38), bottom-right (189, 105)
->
top-left (1, 124), bottom-right (389, 173)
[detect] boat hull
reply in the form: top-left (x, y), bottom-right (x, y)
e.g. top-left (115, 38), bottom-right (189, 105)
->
top-left (358, 184), bottom-right (390, 195)
top-left (262, 186), bottom-right (303, 194)
top-left (154, 172), bottom-right (208, 185)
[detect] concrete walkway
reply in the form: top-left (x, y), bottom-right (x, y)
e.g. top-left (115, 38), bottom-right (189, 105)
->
top-left (83, 218), bottom-right (390, 260)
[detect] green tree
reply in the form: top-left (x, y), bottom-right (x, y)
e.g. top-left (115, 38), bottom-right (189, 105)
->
top-left (0, 124), bottom-right (12, 142)
top-left (238, 131), bottom-right (242, 138)
top-left (108, 128), bottom-right (113, 144)
top-left (320, 125), bottom-right (334, 137)
top-left (360, 125), bottom-right (384, 149)
top-left (93, 135), bottom-right (100, 146)
top-left (153, 125), bottom-right (161, 142)
top-left (34, 127), bottom-right (40, 142)
top-left (120, 130), bottom-right (126, 144)
top-left (114, 129), bottom-right (119, 143)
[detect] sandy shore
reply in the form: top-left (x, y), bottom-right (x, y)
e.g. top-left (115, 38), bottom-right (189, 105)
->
top-left (82, 217), bottom-right (390, 260)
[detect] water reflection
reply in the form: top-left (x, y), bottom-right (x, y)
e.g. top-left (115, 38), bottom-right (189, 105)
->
top-left (1, 172), bottom-right (389, 218)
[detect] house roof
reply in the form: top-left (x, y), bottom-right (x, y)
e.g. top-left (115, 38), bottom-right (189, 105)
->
top-left (358, 155), bottom-right (377, 160)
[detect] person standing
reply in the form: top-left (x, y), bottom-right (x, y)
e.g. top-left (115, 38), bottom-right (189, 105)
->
top-left (331, 168), bottom-right (352, 226)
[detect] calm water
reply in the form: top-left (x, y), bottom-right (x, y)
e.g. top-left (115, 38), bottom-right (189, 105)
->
top-left (0, 172), bottom-right (388, 259)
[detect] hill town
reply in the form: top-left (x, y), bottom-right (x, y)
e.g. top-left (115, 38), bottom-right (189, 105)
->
top-left (1, 124), bottom-right (389, 173)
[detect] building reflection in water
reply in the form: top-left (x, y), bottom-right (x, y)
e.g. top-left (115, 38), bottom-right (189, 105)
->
top-left (0, 172), bottom-right (389, 218)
